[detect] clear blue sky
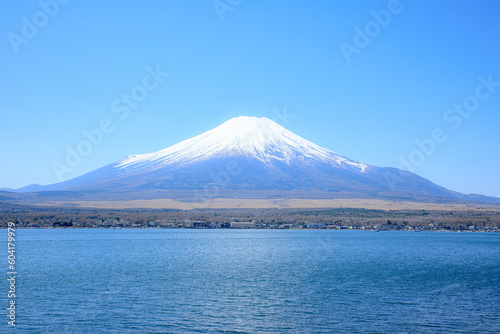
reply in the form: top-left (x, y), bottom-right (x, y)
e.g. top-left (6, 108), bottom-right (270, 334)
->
top-left (1, 0), bottom-right (499, 197)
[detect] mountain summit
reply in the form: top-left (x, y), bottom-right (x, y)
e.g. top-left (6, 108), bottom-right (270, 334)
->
top-left (116, 116), bottom-right (367, 173)
top-left (11, 116), bottom-right (500, 204)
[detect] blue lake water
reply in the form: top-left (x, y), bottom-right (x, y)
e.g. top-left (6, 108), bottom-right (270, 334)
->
top-left (2, 229), bottom-right (499, 333)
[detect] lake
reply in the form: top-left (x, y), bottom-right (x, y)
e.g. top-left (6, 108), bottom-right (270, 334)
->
top-left (2, 229), bottom-right (499, 333)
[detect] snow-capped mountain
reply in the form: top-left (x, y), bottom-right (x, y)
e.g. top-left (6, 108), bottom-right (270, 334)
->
top-left (116, 116), bottom-right (367, 173)
top-left (10, 116), bottom-right (499, 203)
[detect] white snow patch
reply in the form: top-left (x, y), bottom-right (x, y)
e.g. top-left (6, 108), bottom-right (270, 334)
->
top-left (115, 116), bottom-right (368, 173)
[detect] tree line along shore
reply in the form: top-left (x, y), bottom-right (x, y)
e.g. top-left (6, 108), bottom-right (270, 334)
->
top-left (1, 204), bottom-right (499, 232)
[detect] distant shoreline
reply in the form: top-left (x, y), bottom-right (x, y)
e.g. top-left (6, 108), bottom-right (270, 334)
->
top-left (3, 227), bottom-right (499, 233)
top-left (2, 199), bottom-right (499, 232)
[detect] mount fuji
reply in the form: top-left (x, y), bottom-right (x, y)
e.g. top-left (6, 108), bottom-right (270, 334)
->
top-left (8, 116), bottom-right (500, 204)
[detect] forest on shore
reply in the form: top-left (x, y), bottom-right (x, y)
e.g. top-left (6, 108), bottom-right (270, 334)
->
top-left (1, 202), bottom-right (499, 232)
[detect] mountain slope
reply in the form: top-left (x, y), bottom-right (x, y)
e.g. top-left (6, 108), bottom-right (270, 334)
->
top-left (11, 116), bottom-right (500, 204)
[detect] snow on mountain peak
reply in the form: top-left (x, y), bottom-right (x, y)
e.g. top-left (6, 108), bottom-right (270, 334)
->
top-left (116, 116), bottom-right (367, 172)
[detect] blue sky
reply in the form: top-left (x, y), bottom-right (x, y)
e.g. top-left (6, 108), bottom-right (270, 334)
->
top-left (1, 0), bottom-right (499, 197)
